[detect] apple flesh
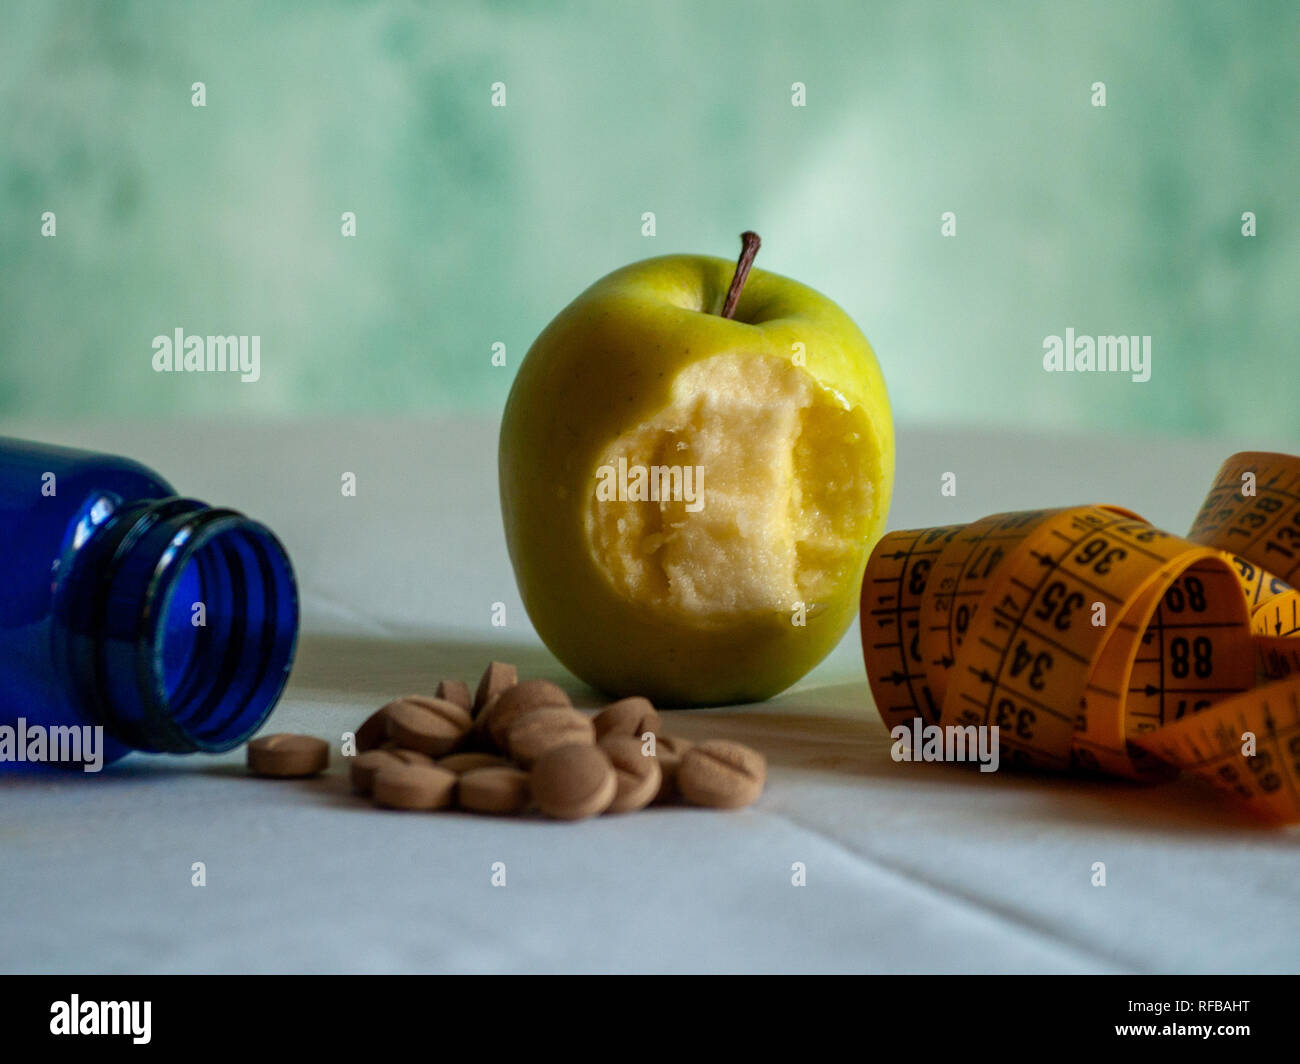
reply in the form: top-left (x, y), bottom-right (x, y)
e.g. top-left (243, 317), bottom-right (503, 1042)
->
top-left (499, 252), bottom-right (894, 705)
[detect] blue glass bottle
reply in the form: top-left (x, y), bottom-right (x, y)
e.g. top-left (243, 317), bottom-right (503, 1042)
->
top-left (0, 437), bottom-right (298, 769)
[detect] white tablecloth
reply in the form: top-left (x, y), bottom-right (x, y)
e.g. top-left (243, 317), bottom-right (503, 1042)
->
top-left (2, 417), bottom-right (1298, 973)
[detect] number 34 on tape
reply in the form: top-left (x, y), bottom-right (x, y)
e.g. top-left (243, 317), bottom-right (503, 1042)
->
top-left (860, 451), bottom-right (1300, 824)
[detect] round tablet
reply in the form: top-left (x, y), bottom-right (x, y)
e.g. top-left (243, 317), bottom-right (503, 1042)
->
top-left (507, 706), bottom-right (595, 767)
top-left (593, 697), bottom-right (662, 741)
top-left (247, 733), bottom-right (330, 778)
top-left (353, 709), bottom-right (389, 753)
top-left (382, 695), bottom-right (472, 757)
top-left (479, 679), bottom-right (573, 750)
top-left (530, 744), bottom-right (617, 821)
top-left (650, 735), bottom-right (694, 803)
top-left (458, 766), bottom-right (531, 815)
top-left (473, 661), bottom-right (518, 716)
top-left (436, 679), bottom-right (473, 713)
top-left (372, 762), bottom-right (458, 811)
top-left (598, 735), bottom-right (662, 814)
top-left (678, 740), bottom-right (766, 809)
top-left (438, 752), bottom-right (513, 774)
top-left (350, 748), bottom-right (434, 794)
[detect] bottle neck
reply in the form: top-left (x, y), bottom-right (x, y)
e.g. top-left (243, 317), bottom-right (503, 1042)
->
top-left (55, 497), bottom-right (299, 753)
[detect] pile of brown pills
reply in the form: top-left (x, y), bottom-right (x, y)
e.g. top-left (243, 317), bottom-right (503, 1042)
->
top-left (246, 661), bottom-right (766, 821)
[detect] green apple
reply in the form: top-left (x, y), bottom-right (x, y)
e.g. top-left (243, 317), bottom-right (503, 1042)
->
top-left (499, 234), bottom-right (894, 705)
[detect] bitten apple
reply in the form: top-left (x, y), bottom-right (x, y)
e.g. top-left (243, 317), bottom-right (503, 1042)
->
top-left (499, 233), bottom-right (893, 705)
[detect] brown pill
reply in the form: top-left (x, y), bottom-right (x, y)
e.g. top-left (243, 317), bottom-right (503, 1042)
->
top-left (350, 748), bottom-right (434, 795)
top-left (473, 661), bottom-right (518, 716)
top-left (247, 733), bottom-right (330, 778)
top-left (678, 740), bottom-right (766, 809)
top-left (383, 695), bottom-right (473, 757)
top-left (650, 734), bottom-right (694, 803)
top-left (458, 766), bottom-right (531, 815)
top-left (507, 706), bottom-right (595, 767)
top-left (480, 679), bottom-right (572, 751)
top-left (598, 735), bottom-right (663, 814)
top-left (593, 696), bottom-right (663, 740)
top-left (530, 744), bottom-right (618, 821)
top-left (438, 752), bottom-right (513, 774)
top-left (354, 709), bottom-right (389, 752)
top-left (436, 679), bottom-right (473, 713)
top-left (372, 762), bottom-right (458, 811)
top-left (469, 694), bottom-right (503, 752)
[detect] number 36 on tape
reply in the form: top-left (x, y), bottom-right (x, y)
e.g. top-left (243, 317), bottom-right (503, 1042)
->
top-left (860, 451), bottom-right (1300, 824)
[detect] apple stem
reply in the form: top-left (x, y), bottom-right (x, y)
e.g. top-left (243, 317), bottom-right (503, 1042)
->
top-left (719, 231), bottom-right (761, 319)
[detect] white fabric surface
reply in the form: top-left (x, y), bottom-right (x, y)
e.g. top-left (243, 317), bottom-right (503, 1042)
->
top-left (2, 417), bottom-right (1298, 974)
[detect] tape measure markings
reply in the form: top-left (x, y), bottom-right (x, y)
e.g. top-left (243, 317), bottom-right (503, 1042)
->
top-left (1131, 681), bottom-right (1300, 821)
top-left (1189, 452), bottom-right (1300, 588)
top-left (862, 525), bottom-right (962, 725)
top-left (947, 509), bottom-right (1136, 769)
top-left (861, 451), bottom-right (1300, 822)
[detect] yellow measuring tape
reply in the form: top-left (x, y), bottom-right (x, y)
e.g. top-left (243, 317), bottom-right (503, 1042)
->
top-left (860, 451), bottom-right (1300, 823)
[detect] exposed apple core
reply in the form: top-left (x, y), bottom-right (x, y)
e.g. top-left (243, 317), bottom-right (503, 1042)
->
top-left (584, 351), bottom-right (876, 623)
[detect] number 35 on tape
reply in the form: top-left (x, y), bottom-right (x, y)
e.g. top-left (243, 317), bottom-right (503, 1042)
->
top-left (860, 451), bottom-right (1300, 824)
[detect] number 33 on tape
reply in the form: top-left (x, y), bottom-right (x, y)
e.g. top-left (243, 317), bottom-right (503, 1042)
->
top-left (860, 451), bottom-right (1300, 824)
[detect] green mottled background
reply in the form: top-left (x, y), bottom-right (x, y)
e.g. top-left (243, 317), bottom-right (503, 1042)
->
top-left (1, 1), bottom-right (1296, 435)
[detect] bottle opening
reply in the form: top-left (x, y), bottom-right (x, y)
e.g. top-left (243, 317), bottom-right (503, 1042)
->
top-left (153, 519), bottom-right (299, 750)
top-left (61, 498), bottom-right (299, 754)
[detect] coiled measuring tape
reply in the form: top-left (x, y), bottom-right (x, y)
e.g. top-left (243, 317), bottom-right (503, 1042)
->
top-left (860, 452), bottom-right (1300, 823)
